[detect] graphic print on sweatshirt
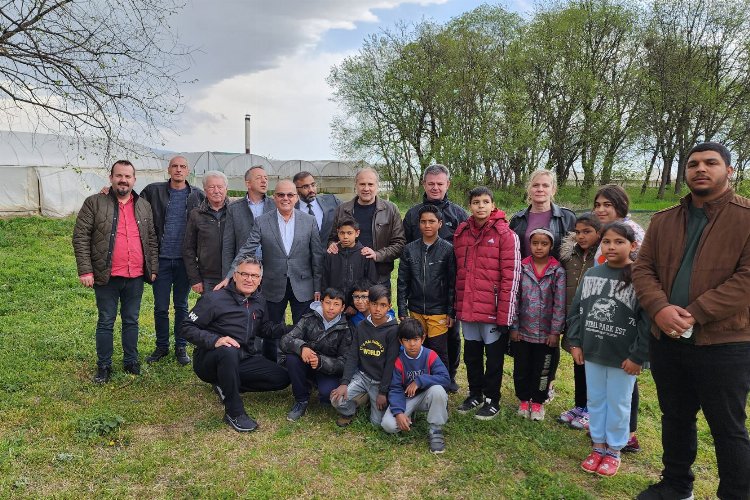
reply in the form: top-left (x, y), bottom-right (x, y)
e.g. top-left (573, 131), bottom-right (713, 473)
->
top-left (580, 276), bottom-right (637, 341)
top-left (360, 339), bottom-right (385, 357)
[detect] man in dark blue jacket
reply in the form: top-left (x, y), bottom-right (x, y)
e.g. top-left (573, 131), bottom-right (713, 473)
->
top-left (182, 256), bottom-right (289, 432)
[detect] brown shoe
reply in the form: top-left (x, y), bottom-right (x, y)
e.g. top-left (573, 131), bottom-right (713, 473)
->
top-left (336, 414), bottom-right (354, 427)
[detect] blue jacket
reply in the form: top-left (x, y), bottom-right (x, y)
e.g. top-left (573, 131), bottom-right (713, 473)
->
top-left (387, 346), bottom-right (450, 415)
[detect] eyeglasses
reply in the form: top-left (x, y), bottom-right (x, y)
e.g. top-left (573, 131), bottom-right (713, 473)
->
top-left (235, 271), bottom-right (262, 281)
top-left (274, 192), bottom-right (296, 198)
top-left (297, 181), bottom-right (316, 190)
top-left (352, 294), bottom-right (369, 300)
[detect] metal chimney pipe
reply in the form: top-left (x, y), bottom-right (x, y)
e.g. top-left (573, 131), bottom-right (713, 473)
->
top-left (244, 114), bottom-right (251, 154)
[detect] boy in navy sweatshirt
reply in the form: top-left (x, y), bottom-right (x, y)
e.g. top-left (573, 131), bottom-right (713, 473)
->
top-left (381, 318), bottom-right (450, 454)
top-left (330, 285), bottom-right (399, 427)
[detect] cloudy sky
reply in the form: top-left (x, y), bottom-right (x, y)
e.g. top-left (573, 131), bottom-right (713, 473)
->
top-left (160, 0), bottom-right (529, 161)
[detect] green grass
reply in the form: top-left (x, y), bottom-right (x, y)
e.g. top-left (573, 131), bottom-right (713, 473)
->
top-left (0, 215), bottom-right (732, 498)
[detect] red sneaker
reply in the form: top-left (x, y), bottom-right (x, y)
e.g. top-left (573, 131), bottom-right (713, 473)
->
top-left (596, 455), bottom-right (621, 477)
top-left (581, 451), bottom-right (604, 473)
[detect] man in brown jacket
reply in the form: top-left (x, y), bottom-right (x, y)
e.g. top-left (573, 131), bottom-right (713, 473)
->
top-left (327, 168), bottom-right (405, 287)
top-left (73, 161), bottom-right (158, 384)
top-left (633, 142), bottom-right (750, 500)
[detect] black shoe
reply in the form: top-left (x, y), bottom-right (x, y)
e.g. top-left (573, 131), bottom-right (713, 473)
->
top-left (286, 400), bottom-right (309, 422)
top-left (475, 398), bottom-right (500, 420)
top-left (224, 413), bottom-right (258, 432)
top-left (93, 365), bottom-right (111, 384)
top-left (175, 346), bottom-right (191, 366)
top-left (446, 380), bottom-right (460, 394)
top-left (123, 362), bottom-right (141, 375)
top-left (146, 347), bottom-right (169, 363)
top-left (636, 480), bottom-right (694, 500)
top-left (213, 384), bottom-right (226, 404)
top-left (457, 394), bottom-right (483, 414)
top-left (428, 428), bottom-right (446, 454)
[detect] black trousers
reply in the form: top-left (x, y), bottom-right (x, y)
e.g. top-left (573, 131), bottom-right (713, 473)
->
top-left (265, 279), bottom-right (312, 362)
top-left (463, 331), bottom-right (508, 401)
top-left (650, 336), bottom-right (750, 499)
top-left (512, 340), bottom-right (558, 403)
top-left (447, 324), bottom-right (461, 381)
top-left (193, 347), bottom-right (290, 417)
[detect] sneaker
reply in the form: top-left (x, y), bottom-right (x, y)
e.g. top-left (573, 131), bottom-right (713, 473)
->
top-left (475, 398), bottom-right (500, 420)
top-left (596, 455), bottom-right (621, 477)
top-left (581, 450), bottom-right (604, 473)
top-left (570, 413), bottom-right (590, 430)
top-left (457, 395), bottom-right (483, 414)
top-left (223, 413), bottom-right (258, 432)
top-left (336, 414), bottom-right (354, 427)
top-left (517, 401), bottom-right (530, 419)
top-left (636, 480), bottom-right (694, 500)
top-left (428, 428), bottom-right (446, 454)
top-left (446, 380), bottom-right (460, 394)
top-left (93, 365), bottom-right (111, 384)
top-left (287, 401), bottom-right (309, 422)
top-left (213, 384), bottom-right (226, 404)
top-left (146, 347), bottom-right (169, 363)
top-left (123, 362), bottom-right (141, 375)
top-left (559, 406), bottom-right (584, 424)
top-left (175, 346), bottom-right (191, 366)
top-left (622, 435), bottom-right (641, 453)
top-left (530, 402), bottom-right (545, 421)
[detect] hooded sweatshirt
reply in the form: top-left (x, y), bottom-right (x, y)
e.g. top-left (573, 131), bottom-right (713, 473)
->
top-left (340, 312), bottom-right (399, 394)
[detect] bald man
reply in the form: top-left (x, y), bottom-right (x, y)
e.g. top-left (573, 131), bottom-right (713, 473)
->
top-left (219, 179), bottom-right (324, 362)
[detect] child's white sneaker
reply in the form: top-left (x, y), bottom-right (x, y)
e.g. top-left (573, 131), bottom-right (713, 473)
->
top-left (530, 402), bottom-right (545, 421)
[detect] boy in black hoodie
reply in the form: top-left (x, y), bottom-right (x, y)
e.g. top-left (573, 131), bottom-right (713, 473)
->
top-left (330, 285), bottom-right (400, 427)
top-left (321, 218), bottom-right (379, 310)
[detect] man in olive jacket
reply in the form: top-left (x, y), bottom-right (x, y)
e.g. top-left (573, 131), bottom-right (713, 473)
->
top-left (73, 160), bottom-right (158, 384)
top-left (632, 142), bottom-right (750, 500)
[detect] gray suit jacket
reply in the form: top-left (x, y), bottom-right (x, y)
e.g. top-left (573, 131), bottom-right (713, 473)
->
top-left (296, 194), bottom-right (341, 247)
top-left (222, 195), bottom-right (275, 276)
top-left (226, 209), bottom-right (324, 303)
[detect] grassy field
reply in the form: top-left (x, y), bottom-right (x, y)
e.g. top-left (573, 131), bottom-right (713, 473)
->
top-left (0, 214), bottom-right (729, 499)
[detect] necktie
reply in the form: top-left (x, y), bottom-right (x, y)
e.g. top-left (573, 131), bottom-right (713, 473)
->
top-left (307, 203), bottom-right (315, 216)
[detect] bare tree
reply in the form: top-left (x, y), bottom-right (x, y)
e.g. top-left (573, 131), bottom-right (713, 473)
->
top-left (0, 0), bottom-right (190, 153)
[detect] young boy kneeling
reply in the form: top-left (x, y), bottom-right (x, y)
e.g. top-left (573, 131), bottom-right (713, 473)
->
top-left (280, 288), bottom-right (353, 422)
top-left (330, 285), bottom-right (399, 427)
top-left (381, 318), bottom-right (450, 454)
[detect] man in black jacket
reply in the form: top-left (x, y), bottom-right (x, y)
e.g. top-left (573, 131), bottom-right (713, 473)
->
top-left (140, 155), bottom-right (204, 366)
top-left (402, 164), bottom-right (467, 392)
top-left (182, 257), bottom-right (290, 432)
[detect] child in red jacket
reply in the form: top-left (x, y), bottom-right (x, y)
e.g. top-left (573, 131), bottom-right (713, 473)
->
top-left (453, 186), bottom-right (521, 420)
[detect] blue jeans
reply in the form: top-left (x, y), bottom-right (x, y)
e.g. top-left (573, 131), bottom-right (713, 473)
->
top-left (152, 257), bottom-right (189, 349)
top-left (94, 277), bottom-right (144, 367)
top-left (285, 353), bottom-right (339, 403)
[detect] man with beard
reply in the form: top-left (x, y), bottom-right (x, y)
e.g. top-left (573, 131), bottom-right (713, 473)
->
top-left (633, 142), bottom-right (750, 500)
top-left (294, 171), bottom-right (341, 252)
top-left (73, 161), bottom-right (158, 383)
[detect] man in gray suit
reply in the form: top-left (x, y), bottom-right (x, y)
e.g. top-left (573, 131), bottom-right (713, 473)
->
top-left (221, 166), bottom-right (276, 276)
top-left (219, 179), bottom-right (324, 362)
top-left (293, 171), bottom-right (341, 250)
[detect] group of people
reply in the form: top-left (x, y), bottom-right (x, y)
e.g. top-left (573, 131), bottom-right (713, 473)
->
top-left (72, 142), bottom-right (750, 499)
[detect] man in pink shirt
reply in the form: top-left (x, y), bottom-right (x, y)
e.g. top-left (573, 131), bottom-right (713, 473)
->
top-left (73, 161), bottom-right (159, 383)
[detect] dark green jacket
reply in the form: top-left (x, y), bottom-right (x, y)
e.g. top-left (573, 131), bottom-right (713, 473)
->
top-left (72, 190), bottom-right (158, 285)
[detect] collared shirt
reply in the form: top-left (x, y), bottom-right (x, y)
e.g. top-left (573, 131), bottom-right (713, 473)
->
top-left (110, 195), bottom-right (144, 278)
top-left (247, 194), bottom-right (267, 220)
top-left (277, 210), bottom-right (295, 255)
top-left (304, 198), bottom-right (323, 230)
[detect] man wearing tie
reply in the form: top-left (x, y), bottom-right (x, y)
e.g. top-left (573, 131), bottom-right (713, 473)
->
top-left (218, 179), bottom-right (324, 362)
top-left (293, 171), bottom-right (341, 250)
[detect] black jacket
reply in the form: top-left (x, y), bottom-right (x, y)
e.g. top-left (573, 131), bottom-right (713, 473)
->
top-left (183, 200), bottom-right (227, 285)
top-left (280, 307), bottom-right (353, 376)
top-left (403, 194), bottom-right (469, 243)
top-left (509, 202), bottom-right (576, 259)
top-left (321, 241), bottom-right (379, 300)
top-left (397, 237), bottom-right (456, 317)
top-left (181, 282), bottom-right (285, 357)
top-left (140, 180), bottom-right (204, 251)
top-left (341, 314), bottom-right (399, 394)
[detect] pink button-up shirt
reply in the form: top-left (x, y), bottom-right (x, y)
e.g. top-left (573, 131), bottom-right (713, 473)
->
top-left (110, 195), bottom-right (144, 278)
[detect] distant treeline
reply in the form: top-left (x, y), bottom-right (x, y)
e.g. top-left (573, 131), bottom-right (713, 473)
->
top-left (328, 0), bottom-right (750, 199)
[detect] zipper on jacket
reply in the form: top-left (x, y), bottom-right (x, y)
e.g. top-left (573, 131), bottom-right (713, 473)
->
top-left (493, 285), bottom-right (498, 310)
top-left (422, 244), bottom-right (428, 313)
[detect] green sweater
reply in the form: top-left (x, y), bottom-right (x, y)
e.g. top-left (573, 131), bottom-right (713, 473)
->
top-left (566, 264), bottom-right (650, 367)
